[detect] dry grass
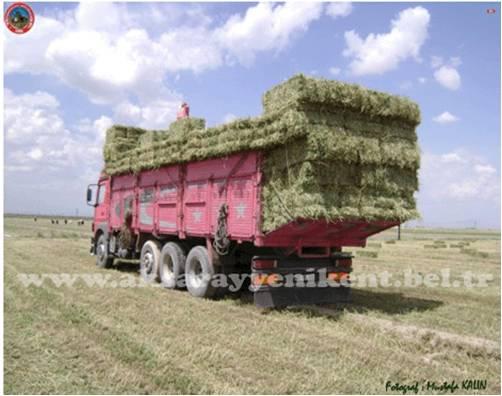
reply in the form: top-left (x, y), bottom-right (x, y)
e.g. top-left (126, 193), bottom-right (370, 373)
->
top-left (4, 217), bottom-right (501, 394)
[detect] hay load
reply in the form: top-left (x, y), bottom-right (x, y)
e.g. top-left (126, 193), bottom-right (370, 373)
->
top-left (103, 74), bottom-right (420, 232)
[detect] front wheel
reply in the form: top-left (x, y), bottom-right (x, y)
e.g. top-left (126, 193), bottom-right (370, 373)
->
top-left (96, 234), bottom-right (114, 268)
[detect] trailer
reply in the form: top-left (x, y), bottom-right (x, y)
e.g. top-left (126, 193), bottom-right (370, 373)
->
top-left (87, 149), bottom-right (399, 307)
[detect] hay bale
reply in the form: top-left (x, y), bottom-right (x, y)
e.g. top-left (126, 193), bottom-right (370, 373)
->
top-left (424, 244), bottom-right (445, 249)
top-left (102, 74), bottom-right (421, 233)
top-left (262, 74), bottom-right (421, 125)
top-left (367, 242), bottom-right (382, 249)
top-left (461, 248), bottom-right (489, 259)
top-left (357, 250), bottom-right (379, 258)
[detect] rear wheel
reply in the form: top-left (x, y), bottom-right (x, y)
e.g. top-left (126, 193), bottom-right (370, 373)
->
top-left (96, 234), bottom-right (113, 268)
top-left (185, 246), bottom-right (216, 298)
top-left (159, 242), bottom-right (186, 289)
top-left (140, 240), bottom-right (161, 283)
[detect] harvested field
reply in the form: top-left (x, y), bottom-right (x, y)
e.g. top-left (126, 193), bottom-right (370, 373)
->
top-left (4, 216), bottom-right (500, 394)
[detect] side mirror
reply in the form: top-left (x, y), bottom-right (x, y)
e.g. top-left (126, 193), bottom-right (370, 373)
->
top-left (86, 184), bottom-right (98, 206)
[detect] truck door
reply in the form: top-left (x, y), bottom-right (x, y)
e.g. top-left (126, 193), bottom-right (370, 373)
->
top-left (95, 179), bottom-right (110, 225)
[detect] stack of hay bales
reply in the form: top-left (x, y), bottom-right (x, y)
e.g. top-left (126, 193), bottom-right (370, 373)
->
top-left (102, 74), bottom-right (421, 232)
top-left (260, 75), bottom-right (420, 231)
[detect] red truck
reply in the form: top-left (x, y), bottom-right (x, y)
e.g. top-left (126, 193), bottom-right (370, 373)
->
top-left (87, 150), bottom-right (399, 308)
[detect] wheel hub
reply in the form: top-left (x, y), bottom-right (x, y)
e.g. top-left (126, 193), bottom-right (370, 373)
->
top-left (143, 251), bottom-right (154, 273)
top-left (97, 243), bottom-right (106, 258)
top-left (191, 261), bottom-right (203, 287)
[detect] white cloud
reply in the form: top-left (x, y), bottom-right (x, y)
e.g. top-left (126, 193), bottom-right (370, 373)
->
top-left (94, 116), bottom-right (114, 142)
top-left (113, 99), bottom-right (181, 130)
top-left (475, 164), bottom-right (496, 175)
top-left (4, 89), bottom-right (108, 174)
top-left (76, 115), bottom-right (114, 143)
top-left (215, 2), bottom-right (324, 65)
top-left (418, 77), bottom-right (427, 84)
top-left (343, 6), bottom-right (430, 75)
top-left (5, 2), bottom-right (323, 127)
top-left (159, 27), bottom-right (223, 73)
top-left (28, 148), bottom-right (44, 161)
top-left (4, 89), bottom-right (64, 144)
top-left (74, 1), bottom-right (124, 34)
top-left (4, 16), bottom-right (65, 74)
top-left (433, 111), bottom-right (459, 124)
top-left (434, 65), bottom-right (461, 90)
top-left (326, 2), bottom-right (353, 19)
top-left (329, 67), bottom-right (341, 76)
top-left (421, 150), bottom-right (500, 201)
top-left (46, 28), bottom-right (169, 104)
top-left (440, 153), bottom-right (464, 163)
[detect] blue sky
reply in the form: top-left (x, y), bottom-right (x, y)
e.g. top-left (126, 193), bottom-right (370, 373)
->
top-left (3, 2), bottom-right (501, 228)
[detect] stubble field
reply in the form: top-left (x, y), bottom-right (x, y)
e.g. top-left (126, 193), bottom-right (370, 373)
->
top-left (4, 216), bottom-right (501, 394)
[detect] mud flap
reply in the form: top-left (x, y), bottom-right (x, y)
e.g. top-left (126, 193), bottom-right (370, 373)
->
top-left (253, 285), bottom-right (351, 308)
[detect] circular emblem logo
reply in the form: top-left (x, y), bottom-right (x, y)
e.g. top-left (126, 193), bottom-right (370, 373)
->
top-left (4, 2), bottom-right (35, 34)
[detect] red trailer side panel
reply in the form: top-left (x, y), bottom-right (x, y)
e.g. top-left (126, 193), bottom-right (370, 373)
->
top-left (108, 151), bottom-right (261, 241)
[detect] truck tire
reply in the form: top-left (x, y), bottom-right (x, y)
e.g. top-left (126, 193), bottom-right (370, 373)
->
top-left (140, 240), bottom-right (161, 283)
top-left (96, 234), bottom-right (114, 268)
top-left (159, 242), bottom-right (186, 289)
top-left (185, 246), bottom-right (216, 298)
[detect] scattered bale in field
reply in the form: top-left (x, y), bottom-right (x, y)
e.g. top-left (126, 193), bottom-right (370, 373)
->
top-left (64, 219), bottom-right (68, 225)
top-left (449, 242), bottom-right (470, 248)
top-left (385, 240), bottom-right (396, 244)
top-left (357, 250), bottom-right (379, 258)
top-left (33, 217), bottom-right (37, 222)
top-left (103, 75), bottom-right (421, 232)
top-left (367, 242), bottom-right (382, 249)
top-left (461, 248), bottom-right (489, 259)
top-left (433, 240), bottom-right (446, 245)
top-left (424, 244), bottom-right (446, 249)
